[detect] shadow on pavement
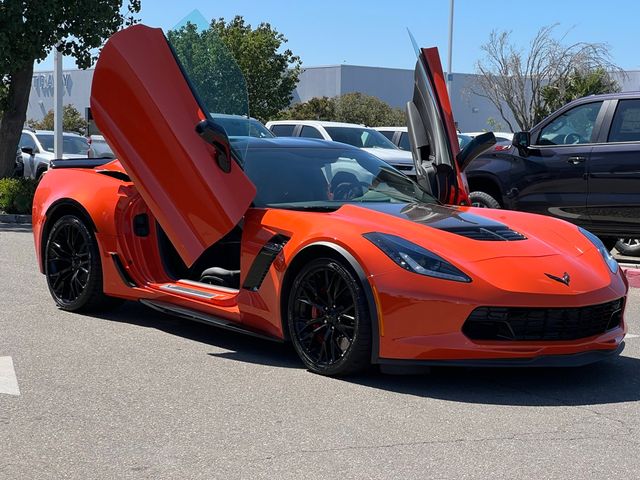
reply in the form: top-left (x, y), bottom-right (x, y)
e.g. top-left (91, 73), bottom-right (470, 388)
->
top-left (90, 301), bottom-right (640, 406)
top-left (88, 301), bottom-right (301, 369)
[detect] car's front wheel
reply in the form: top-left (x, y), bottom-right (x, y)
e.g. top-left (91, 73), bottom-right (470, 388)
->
top-left (615, 238), bottom-right (640, 257)
top-left (44, 214), bottom-right (121, 312)
top-left (469, 191), bottom-right (501, 209)
top-left (287, 257), bottom-right (371, 376)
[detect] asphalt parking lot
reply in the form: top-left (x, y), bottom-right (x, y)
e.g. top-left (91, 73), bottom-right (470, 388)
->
top-left (1, 223), bottom-right (639, 480)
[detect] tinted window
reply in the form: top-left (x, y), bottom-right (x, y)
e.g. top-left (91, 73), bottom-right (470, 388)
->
top-left (398, 132), bottom-right (411, 150)
top-left (608, 99), bottom-right (640, 143)
top-left (36, 134), bottom-right (89, 155)
top-left (378, 130), bottom-right (395, 141)
top-left (212, 116), bottom-right (274, 138)
top-left (20, 133), bottom-right (37, 150)
top-left (270, 124), bottom-right (296, 136)
top-left (243, 146), bottom-right (434, 209)
top-left (538, 102), bottom-right (603, 145)
top-left (324, 127), bottom-right (398, 149)
top-left (300, 126), bottom-right (324, 139)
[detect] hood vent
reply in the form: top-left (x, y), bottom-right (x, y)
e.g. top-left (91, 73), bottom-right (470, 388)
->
top-left (447, 226), bottom-right (527, 241)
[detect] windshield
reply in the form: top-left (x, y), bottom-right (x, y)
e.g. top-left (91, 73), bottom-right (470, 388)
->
top-left (212, 115), bottom-right (274, 138)
top-left (324, 127), bottom-right (399, 150)
top-left (242, 145), bottom-right (435, 210)
top-left (36, 134), bottom-right (89, 155)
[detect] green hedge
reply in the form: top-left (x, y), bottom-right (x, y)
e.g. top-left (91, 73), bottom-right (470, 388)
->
top-left (0, 178), bottom-right (37, 215)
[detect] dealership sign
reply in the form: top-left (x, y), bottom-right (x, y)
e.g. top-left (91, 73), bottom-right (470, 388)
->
top-left (31, 73), bottom-right (73, 97)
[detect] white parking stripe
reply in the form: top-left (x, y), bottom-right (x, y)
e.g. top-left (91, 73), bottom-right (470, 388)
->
top-left (626, 334), bottom-right (639, 339)
top-left (0, 356), bottom-right (20, 396)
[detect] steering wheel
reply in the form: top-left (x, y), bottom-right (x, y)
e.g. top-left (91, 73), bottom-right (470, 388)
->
top-left (332, 181), bottom-right (363, 200)
top-left (563, 133), bottom-right (583, 145)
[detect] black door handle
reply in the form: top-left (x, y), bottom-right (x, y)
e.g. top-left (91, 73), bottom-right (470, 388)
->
top-left (568, 156), bottom-right (586, 165)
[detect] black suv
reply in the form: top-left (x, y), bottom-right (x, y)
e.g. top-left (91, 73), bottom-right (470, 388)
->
top-left (466, 92), bottom-right (640, 254)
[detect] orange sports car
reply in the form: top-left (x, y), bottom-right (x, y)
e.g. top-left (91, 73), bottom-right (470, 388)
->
top-left (32, 25), bottom-right (627, 376)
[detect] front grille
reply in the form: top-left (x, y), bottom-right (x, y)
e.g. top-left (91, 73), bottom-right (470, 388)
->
top-left (448, 226), bottom-right (526, 241)
top-left (462, 298), bottom-right (624, 341)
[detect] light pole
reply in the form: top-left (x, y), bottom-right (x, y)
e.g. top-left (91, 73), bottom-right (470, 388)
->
top-left (447, 0), bottom-right (454, 93)
top-left (53, 44), bottom-right (63, 159)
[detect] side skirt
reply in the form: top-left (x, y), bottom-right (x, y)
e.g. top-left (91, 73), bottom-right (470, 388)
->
top-left (139, 299), bottom-right (283, 343)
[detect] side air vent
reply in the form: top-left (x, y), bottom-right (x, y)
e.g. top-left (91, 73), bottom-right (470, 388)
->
top-left (447, 226), bottom-right (526, 241)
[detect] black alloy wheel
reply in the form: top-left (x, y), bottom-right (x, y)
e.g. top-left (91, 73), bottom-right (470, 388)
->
top-left (45, 215), bottom-right (120, 312)
top-left (288, 258), bottom-right (371, 376)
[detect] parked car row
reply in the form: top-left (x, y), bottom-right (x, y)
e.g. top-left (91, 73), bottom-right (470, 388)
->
top-left (265, 120), bottom-right (415, 176)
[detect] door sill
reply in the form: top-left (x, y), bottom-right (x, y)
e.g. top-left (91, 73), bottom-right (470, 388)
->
top-left (140, 299), bottom-right (281, 342)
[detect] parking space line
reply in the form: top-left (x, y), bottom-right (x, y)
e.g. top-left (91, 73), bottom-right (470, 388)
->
top-left (0, 356), bottom-right (20, 396)
top-left (626, 334), bottom-right (639, 339)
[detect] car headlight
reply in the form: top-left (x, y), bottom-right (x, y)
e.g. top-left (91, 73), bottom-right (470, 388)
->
top-left (579, 227), bottom-right (618, 273)
top-left (363, 232), bottom-right (471, 282)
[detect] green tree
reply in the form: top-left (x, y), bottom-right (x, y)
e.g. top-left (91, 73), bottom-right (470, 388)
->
top-left (539, 68), bottom-right (619, 117)
top-left (0, 0), bottom-right (141, 178)
top-left (27, 105), bottom-right (88, 133)
top-left (276, 93), bottom-right (406, 127)
top-left (168, 16), bottom-right (301, 122)
top-left (334, 92), bottom-right (405, 127)
top-left (274, 96), bottom-right (336, 121)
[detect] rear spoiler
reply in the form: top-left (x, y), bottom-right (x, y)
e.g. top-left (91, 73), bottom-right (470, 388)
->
top-left (49, 158), bottom-right (113, 169)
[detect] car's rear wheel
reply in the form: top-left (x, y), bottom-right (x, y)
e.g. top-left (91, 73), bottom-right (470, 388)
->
top-left (45, 214), bottom-right (121, 312)
top-left (287, 258), bottom-right (371, 376)
top-left (615, 238), bottom-right (640, 257)
top-left (469, 191), bottom-right (501, 209)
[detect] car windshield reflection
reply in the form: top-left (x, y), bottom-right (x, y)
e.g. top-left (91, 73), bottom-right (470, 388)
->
top-left (240, 144), bottom-right (435, 210)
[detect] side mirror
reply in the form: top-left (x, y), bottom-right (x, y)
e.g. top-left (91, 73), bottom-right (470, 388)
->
top-left (512, 131), bottom-right (530, 151)
top-left (196, 119), bottom-right (232, 173)
top-left (456, 131), bottom-right (496, 171)
top-left (21, 146), bottom-right (34, 155)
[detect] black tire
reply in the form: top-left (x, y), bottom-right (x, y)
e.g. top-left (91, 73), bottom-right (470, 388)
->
top-left (287, 257), bottom-right (371, 376)
top-left (44, 214), bottom-right (122, 312)
top-left (615, 238), bottom-right (640, 257)
top-left (469, 191), bottom-right (501, 209)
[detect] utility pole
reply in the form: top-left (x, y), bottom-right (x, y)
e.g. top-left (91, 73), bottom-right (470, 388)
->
top-left (447, 0), bottom-right (454, 93)
top-left (54, 44), bottom-right (63, 159)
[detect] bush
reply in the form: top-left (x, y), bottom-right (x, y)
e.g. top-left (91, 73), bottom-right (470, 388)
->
top-left (0, 178), bottom-right (37, 214)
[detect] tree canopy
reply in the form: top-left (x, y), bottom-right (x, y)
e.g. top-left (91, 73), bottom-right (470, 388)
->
top-left (168, 16), bottom-right (301, 122)
top-left (474, 24), bottom-right (620, 131)
top-left (0, 0), bottom-right (141, 178)
top-left (27, 105), bottom-right (88, 133)
top-left (276, 93), bottom-right (406, 127)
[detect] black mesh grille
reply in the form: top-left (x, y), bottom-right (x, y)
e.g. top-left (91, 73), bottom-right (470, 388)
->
top-left (463, 298), bottom-right (624, 341)
top-left (447, 227), bottom-right (526, 241)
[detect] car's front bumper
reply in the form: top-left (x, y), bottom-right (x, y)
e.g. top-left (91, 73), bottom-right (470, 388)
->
top-left (378, 341), bottom-right (625, 368)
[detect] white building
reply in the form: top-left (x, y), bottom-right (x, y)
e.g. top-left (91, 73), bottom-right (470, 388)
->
top-left (26, 65), bottom-right (640, 133)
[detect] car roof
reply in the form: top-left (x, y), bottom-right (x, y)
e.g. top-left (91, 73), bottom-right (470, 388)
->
top-left (373, 126), bottom-right (407, 132)
top-left (24, 129), bottom-right (85, 137)
top-left (211, 113), bottom-right (262, 122)
top-left (267, 120), bottom-right (366, 128)
top-left (572, 91), bottom-right (640, 102)
top-left (230, 136), bottom-right (362, 150)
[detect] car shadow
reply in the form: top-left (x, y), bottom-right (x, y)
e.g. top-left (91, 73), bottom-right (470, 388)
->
top-left (90, 301), bottom-right (640, 406)
top-left (88, 301), bottom-right (301, 369)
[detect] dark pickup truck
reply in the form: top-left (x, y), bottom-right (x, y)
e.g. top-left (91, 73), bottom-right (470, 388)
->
top-left (466, 92), bottom-right (640, 255)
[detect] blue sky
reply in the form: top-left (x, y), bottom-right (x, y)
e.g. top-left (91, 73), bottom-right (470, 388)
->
top-left (37, 0), bottom-right (640, 73)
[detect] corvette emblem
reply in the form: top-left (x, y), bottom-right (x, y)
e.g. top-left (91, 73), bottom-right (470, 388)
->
top-left (545, 272), bottom-right (571, 286)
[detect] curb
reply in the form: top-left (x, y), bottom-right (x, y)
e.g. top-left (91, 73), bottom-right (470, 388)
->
top-left (0, 213), bottom-right (32, 225)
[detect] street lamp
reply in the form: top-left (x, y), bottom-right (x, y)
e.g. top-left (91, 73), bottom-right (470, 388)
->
top-left (447, 0), bottom-right (454, 93)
